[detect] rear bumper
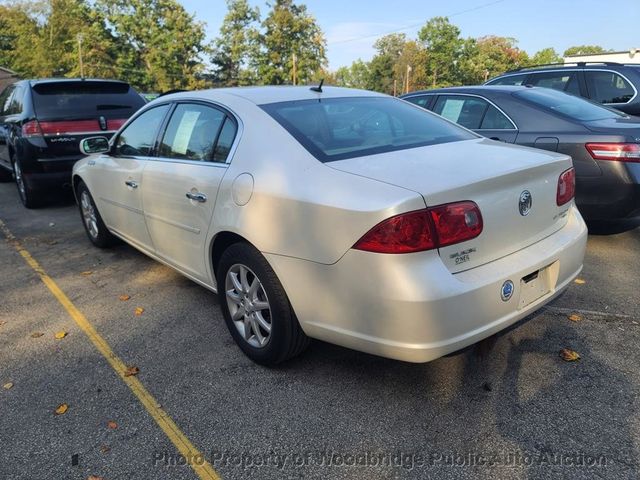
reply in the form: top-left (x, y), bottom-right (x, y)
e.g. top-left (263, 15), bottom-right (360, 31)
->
top-left (23, 170), bottom-right (73, 191)
top-left (266, 205), bottom-right (588, 363)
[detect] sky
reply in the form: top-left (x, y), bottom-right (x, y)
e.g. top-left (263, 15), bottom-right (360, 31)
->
top-left (179, 0), bottom-right (640, 69)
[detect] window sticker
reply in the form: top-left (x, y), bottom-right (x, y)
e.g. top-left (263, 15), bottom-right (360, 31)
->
top-left (172, 110), bottom-right (201, 155)
top-left (440, 99), bottom-right (465, 123)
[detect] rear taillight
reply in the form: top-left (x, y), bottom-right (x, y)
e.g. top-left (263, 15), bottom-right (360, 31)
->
top-left (585, 143), bottom-right (640, 162)
top-left (556, 167), bottom-right (575, 206)
top-left (39, 120), bottom-right (100, 135)
top-left (22, 120), bottom-right (44, 138)
top-left (353, 201), bottom-right (483, 254)
top-left (107, 118), bottom-right (127, 130)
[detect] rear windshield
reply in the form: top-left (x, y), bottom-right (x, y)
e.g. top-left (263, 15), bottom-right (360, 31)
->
top-left (32, 81), bottom-right (145, 119)
top-left (513, 88), bottom-right (626, 121)
top-left (261, 97), bottom-right (476, 162)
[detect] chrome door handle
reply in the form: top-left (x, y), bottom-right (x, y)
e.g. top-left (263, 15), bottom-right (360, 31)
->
top-left (125, 180), bottom-right (138, 188)
top-left (186, 191), bottom-right (207, 203)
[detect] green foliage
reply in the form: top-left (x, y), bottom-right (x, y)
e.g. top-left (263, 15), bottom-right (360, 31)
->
top-left (255, 0), bottom-right (327, 85)
top-left (335, 59), bottom-right (371, 89)
top-left (563, 45), bottom-right (609, 57)
top-left (210, 0), bottom-right (260, 86)
top-left (418, 17), bottom-right (465, 88)
top-left (530, 47), bottom-right (562, 66)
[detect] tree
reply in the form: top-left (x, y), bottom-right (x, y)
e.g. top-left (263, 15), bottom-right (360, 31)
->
top-left (368, 33), bottom-right (406, 94)
top-left (211, 0), bottom-right (260, 87)
top-left (563, 45), bottom-right (608, 57)
top-left (463, 36), bottom-right (529, 84)
top-left (97, 0), bottom-right (208, 91)
top-left (335, 59), bottom-right (371, 89)
top-left (256, 0), bottom-right (327, 85)
top-left (418, 17), bottom-right (465, 87)
top-left (530, 47), bottom-right (562, 66)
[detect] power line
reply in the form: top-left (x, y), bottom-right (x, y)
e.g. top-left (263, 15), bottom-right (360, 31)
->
top-left (327, 0), bottom-right (506, 46)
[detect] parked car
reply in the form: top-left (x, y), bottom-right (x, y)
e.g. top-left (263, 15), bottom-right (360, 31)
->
top-left (73, 86), bottom-right (587, 365)
top-left (484, 62), bottom-right (640, 116)
top-left (0, 78), bottom-right (145, 208)
top-left (402, 86), bottom-right (640, 231)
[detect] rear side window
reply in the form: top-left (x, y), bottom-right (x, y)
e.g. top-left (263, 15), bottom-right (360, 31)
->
top-left (481, 105), bottom-right (515, 129)
top-left (513, 88), bottom-right (625, 122)
top-left (159, 103), bottom-right (236, 163)
top-left (0, 85), bottom-right (15, 115)
top-left (486, 73), bottom-right (527, 86)
top-left (526, 71), bottom-right (581, 96)
top-left (31, 81), bottom-right (145, 119)
top-left (585, 71), bottom-right (635, 104)
top-left (115, 105), bottom-right (170, 157)
top-left (262, 97), bottom-right (475, 162)
top-left (433, 95), bottom-right (489, 129)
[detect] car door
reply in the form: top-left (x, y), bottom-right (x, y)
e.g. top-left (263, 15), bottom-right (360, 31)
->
top-left (142, 101), bottom-right (238, 283)
top-left (89, 104), bottom-right (170, 252)
top-left (432, 94), bottom-right (519, 143)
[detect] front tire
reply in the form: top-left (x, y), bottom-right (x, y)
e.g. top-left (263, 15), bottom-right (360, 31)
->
top-left (217, 243), bottom-right (310, 365)
top-left (76, 180), bottom-right (116, 248)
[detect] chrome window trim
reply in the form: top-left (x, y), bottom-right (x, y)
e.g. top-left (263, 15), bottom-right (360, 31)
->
top-left (486, 68), bottom-right (638, 105)
top-left (429, 92), bottom-right (519, 131)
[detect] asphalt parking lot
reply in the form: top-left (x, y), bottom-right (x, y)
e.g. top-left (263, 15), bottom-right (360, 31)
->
top-left (1, 182), bottom-right (639, 480)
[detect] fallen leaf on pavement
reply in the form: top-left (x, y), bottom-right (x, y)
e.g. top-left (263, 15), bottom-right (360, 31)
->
top-left (3, 382), bottom-right (13, 390)
top-left (81, 271), bottom-right (93, 276)
top-left (30, 332), bottom-right (44, 338)
top-left (54, 331), bottom-right (68, 339)
top-left (568, 314), bottom-right (582, 322)
top-left (124, 366), bottom-right (139, 377)
top-left (87, 476), bottom-right (104, 480)
top-left (100, 445), bottom-right (110, 454)
top-left (119, 294), bottom-right (130, 301)
top-left (55, 403), bottom-right (69, 415)
top-left (574, 278), bottom-right (586, 285)
top-left (559, 348), bottom-right (580, 362)
top-left (134, 307), bottom-right (144, 316)
top-left (0, 320), bottom-right (6, 326)
top-left (107, 421), bottom-right (117, 429)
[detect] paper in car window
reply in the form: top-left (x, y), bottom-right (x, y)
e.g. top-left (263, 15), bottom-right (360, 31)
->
top-left (440, 99), bottom-right (464, 123)
top-left (172, 111), bottom-right (201, 155)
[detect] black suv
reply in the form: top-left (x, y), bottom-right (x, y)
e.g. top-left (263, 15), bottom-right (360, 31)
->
top-left (0, 78), bottom-right (145, 207)
top-left (485, 62), bottom-right (640, 116)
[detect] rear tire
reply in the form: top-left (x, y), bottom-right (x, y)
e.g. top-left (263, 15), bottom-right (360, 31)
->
top-left (13, 159), bottom-right (41, 208)
top-left (217, 242), bottom-right (310, 365)
top-left (76, 180), bottom-right (116, 248)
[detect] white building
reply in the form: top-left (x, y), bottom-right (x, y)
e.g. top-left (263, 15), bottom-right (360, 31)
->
top-left (564, 48), bottom-right (640, 64)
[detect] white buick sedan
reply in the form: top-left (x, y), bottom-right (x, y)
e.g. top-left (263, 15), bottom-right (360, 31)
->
top-left (73, 86), bottom-right (587, 365)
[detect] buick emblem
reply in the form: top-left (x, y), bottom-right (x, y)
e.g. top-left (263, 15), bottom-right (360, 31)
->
top-left (501, 280), bottom-right (514, 301)
top-left (519, 190), bottom-right (532, 216)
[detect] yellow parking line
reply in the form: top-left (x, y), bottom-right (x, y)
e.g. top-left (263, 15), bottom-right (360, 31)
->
top-left (0, 219), bottom-right (221, 480)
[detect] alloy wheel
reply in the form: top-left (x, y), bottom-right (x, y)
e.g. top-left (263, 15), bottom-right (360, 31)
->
top-left (80, 190), bottom-right (99, 239)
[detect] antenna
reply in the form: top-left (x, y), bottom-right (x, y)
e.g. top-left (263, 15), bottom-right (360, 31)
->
top-left (310, 79), bottom-right (324, 93)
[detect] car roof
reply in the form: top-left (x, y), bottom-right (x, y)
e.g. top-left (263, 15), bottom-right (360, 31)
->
top-left (403, 85), bottom-right (532, 96)
top-left (165, 86), bottom-right (387, 105)
top-left (27, 78), bottom-right (130, 87)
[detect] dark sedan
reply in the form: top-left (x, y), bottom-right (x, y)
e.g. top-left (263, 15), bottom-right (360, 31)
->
top-left (402, 86), bottom-right (640, 232)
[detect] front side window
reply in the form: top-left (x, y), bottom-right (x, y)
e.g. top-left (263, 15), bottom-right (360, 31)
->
top-left (115, 104), bottom-right (170, 157)
top-left (433, 95), bottom-right (489, 129)
top-left (513, 88), bottom-right (625, 122)
top-left (526, 71), bottom-right (580, 96)
top-left (486, 73), bottom-right (527, 86)
top-left (404, 95), bottom-right (433, 108)
top-left (261, 97), bottom-right (475, 162)
top-left (585, 71), bottom-right (635, 104)
top-left (159, 104), bottom-right (236, 162)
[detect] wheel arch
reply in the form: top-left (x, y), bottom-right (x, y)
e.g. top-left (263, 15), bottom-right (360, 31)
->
top-left (209, 230), bottom-right (255, 281)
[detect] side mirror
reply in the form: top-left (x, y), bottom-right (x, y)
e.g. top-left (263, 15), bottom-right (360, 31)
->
top-left (80, 136), bottom-right (110, 155)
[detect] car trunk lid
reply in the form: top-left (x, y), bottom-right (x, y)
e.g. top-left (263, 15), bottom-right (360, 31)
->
top-left (329, 138), bottom-right (573, 273)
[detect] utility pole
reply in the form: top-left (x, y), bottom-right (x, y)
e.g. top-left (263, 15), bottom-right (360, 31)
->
top-left (393, 79), bottom-right (397, 97)
top-left (77, 33), bottom-right (84, 79)
top-left (292, 53), bottom-right (297, 86)
top-left (405, 64), bottom-right (412, 94)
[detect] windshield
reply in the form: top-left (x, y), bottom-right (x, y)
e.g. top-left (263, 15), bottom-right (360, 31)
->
top-left (32, 81), bottom-right (145, 119)
top-left (513, 88), bottom-right (626, 122)
top-left (261, 97), bottom-right (476, 162)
